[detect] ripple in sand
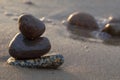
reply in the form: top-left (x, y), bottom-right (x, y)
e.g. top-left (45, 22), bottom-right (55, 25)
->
top-left (11, 16), bottom-right (18, 21)
top-left (4, 11), bottom-right (19, 21)
top-left (4, 12), bottom-right (14, 16)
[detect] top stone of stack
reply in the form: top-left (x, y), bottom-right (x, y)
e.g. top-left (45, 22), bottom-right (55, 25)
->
top-left (18, 14), bottom-right (45, 40)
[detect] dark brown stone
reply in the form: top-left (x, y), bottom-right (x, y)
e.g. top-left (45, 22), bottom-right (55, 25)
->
top-left (67, 12), bottom-right (98, 30)
top-left (18, 14), bottom-right (45, 40)
top-left (102, 23), bottom-right (120, 36)
top-left (9, 33), bottom-right (51, 60)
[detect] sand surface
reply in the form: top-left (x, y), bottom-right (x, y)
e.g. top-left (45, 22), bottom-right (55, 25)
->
top-left (0, 0), bottom-right (120, 80)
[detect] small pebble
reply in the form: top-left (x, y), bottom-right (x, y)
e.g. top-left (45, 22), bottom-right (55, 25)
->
top-left (23, 0), bottom-right (34, 5)
top-left (84, 45), bottom-right (89, 49)
top-left (102, 23), bottom-right (120, 36)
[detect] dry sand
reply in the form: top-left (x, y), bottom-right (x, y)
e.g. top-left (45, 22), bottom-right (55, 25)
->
top-left (0, 0), bottom-right (120, 80)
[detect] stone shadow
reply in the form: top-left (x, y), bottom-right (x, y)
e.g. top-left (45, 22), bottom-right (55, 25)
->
top-left (66, 24), bottom-right (93, 41)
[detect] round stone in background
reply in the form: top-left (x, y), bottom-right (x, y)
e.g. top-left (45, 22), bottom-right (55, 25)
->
top-left (18, 14), bottom-right (45, 40)
top-left (7, 53), bottom-right (64, 69)
top-left (108, 16), bottom-right (120, 23)
top-left (67, 12), bottom-right (98, 30)
top-left (9, 33), bottom-right (51, 60)
top-left (102, 23), bottom-right (120, 36)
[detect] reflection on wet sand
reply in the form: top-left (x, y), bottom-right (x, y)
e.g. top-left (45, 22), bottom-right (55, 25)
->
top-left (64, 18), bottom-right (120, 46)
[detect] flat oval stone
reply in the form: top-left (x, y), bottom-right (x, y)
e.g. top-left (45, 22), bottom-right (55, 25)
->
top-left (7, 53), bottom-right (64, 69)
top-left (67, 12), bottom-right (98, 30)
top-left (18, 14), bottom-right (45, 40)
top-left (102, 23), bottom-right (120, 36)
top-left (9, 33), bottom-right (51, 60)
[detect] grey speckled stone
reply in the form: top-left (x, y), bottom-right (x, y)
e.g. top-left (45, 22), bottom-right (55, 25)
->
top-left (7, 53), bottom-right (64, 69)
top-left (9, 33), bottom-right (51, 60)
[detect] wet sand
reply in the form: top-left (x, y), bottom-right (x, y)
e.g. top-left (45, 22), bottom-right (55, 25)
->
top-left (0, 0), bottom-right (120, 80)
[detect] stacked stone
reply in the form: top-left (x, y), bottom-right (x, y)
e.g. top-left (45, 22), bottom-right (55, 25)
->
top-left (7, 14), bottom-right (64, 68)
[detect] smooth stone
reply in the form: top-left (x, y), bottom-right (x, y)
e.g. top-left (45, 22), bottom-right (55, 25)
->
top-left (7, 53), bottom-right (64, 69)
top-left (18, 14), bottom-right (45, 40)
top-left (9, 33), bottom-right (51, 60)
top-left (102, 23), bottom-right (120, 36)
top-left (108, 16), bottom-right (120, 23)
top-left (67, 12), bottom-right (98, 30)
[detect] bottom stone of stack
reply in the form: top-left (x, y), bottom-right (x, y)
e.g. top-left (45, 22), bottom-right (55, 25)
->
top-left (7, 53), bottom-right (64, 69)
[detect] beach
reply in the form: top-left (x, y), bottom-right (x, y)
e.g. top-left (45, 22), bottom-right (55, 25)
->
top-left (0, 0), bottom-right (120, 80)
